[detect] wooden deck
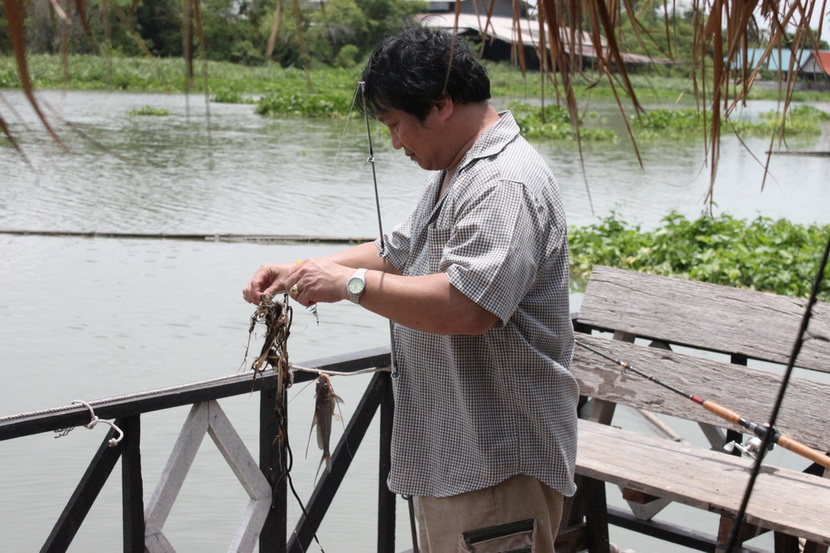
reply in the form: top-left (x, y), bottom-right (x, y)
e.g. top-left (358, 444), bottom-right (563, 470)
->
top-left (577, 420), bottom-right (830, 545)
top-left (559, 265), bottom-right (830, 553)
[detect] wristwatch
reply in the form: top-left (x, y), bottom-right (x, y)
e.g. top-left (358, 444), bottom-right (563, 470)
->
top-left (347, 268), bottom-right (368, 304)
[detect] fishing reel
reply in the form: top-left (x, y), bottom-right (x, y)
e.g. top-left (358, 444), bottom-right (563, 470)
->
top-left (724, 434), bottom-right (774, 459)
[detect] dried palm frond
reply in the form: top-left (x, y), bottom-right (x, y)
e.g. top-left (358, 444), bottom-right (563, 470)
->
top-left (2, 0), bottom-right (825, 206)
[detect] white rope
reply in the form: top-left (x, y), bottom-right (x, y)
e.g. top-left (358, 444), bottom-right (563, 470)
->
top-left (0, 373), bottom-right (246, 424)
top-left (289, 363), bottom-right (392, 377)
top-left (54, 400), bottom-right (125, 447)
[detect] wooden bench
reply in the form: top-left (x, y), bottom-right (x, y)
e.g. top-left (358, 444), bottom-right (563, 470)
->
top-left (556, 265), bottom-right (830, 553)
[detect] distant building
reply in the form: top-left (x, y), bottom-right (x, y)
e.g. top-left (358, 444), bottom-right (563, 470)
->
top-left (414, 0), bottom-right (672, 71)
top-left (727, 47), bottom-right (812, 78)
top-left (800, 50), bottom-right (830, 85)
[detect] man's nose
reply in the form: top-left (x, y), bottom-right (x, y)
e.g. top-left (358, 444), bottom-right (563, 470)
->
top-left (389, 129), bottom-right (403, 149)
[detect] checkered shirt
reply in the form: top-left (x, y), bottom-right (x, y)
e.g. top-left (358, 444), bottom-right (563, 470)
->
top-left (376, 111), bottom-right (578, 498)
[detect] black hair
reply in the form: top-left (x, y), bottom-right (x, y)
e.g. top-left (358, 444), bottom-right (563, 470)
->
top-left (359, 26), bottom-right (491, 121)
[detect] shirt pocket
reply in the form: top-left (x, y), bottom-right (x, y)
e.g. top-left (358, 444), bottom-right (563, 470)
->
top-left (458, 518), bottom-right (536, 553)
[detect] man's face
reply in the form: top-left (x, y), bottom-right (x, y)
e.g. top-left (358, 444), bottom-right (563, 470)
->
top-left (377, 105), bottom-right (447, 172)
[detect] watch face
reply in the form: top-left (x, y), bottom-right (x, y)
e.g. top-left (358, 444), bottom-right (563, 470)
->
top-left (348, 277), bottom-right (364, 294)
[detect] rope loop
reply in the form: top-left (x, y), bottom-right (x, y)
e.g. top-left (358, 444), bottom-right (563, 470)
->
top-left (53, 400), bottom-right (124, 447)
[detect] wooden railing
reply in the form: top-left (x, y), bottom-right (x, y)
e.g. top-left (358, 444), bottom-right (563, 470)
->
top-left (0, 347), bottom-right (395, 553)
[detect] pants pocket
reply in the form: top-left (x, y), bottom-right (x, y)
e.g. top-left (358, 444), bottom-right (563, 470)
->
top-left (459, 518), bottom-right (536, 553)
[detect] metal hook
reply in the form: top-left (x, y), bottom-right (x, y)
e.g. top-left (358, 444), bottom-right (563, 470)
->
top-left (57, 400), bottom-right (125, 447)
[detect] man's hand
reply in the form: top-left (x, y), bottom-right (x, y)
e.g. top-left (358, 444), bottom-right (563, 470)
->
top-left (242, 263), bottom-right (298, 304)
top-left (284, 258), bottom-right (353, 307)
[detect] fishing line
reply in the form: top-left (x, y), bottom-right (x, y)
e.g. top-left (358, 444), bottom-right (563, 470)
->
top-left (330, 83), bottom-right (363, 173)
top-left (575, 338), bottom-right (830, 470)
top-left (278, 432), bottom-right (328, 553)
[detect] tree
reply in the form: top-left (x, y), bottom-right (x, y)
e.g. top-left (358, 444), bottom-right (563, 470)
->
top-left (135, 0), bottom-right (183, 57)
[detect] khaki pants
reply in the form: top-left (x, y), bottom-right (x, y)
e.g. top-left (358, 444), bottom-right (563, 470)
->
top-left (414, 475), bottom-right (564, 553)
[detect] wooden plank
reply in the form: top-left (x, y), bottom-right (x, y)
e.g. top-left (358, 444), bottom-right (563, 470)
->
top-left (145, 403), bottom-right (209, 540)
top-left (576, 419), bottom-right (830, 545)
top-left (577, 266), bottom-right (830, 373)
top-left (574, 334), bottom-right (830, 453)
top-left (205, 401), bottom-right (272, 553)
top-left (206, 401), bottom-right (271, 501)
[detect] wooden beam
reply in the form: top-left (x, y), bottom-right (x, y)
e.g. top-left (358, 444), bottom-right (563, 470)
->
top-left (144, 401), bottom-right (271, 553)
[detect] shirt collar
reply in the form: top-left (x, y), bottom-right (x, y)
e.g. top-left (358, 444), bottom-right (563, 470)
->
top-left (456, 110), bottom-right (519, 172)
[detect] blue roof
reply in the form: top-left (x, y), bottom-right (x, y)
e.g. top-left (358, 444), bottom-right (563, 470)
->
top-left (728, 48), bottom-right (811, 72)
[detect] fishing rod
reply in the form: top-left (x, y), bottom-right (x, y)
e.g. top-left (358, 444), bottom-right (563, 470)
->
top-left (357, 80), bottom-right (399, 379)
top-left (575, 338), bottom-right (830, 470)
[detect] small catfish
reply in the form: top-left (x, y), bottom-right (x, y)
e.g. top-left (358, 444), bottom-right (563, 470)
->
top-left (307, 374), bottom-right (344, 479)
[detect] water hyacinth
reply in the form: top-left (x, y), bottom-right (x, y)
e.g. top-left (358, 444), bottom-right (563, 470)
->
top-left (569, 212), bottom-right (830, 301)
top-left (632, 106), bottom-right (830, 139)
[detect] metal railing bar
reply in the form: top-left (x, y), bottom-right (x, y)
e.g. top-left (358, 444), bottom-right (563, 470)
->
top-left (288, 371), bottom-right (389, 553)
top-left (42, 421), bottom-right (127, 553)
top-left (0, 348), bottom-right (392, 442)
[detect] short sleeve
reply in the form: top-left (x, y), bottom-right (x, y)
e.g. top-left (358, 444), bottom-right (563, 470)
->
top-left (442, 180), bottom-right (556, 325)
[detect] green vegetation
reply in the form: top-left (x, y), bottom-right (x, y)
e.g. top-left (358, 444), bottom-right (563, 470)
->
top-left (211, 90), bottom-right (257, 104)
top-left (127, 105), bottom-right (171, 116)
top-left (569, 212), bottom-right (830, 301)
top-left (633, 105), bottom-right (830, 138)
top-left (7, 0), bottom-right (425, 69)
top-left (5, 54), bottom-right (824, 139)
top-left (255, 91), bottom-right (354, 118)
top-left (5, 54), bottom-right (829, 104)
top-left (0, 54), bottom-right (363, 95)
top-left (510, 102), bottom-right (618, 141)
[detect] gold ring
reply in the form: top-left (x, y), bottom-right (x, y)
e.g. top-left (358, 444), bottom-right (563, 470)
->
top-left (290, 284), bottom-right (299, 296)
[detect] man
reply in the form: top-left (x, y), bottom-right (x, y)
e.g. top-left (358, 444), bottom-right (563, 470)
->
top-left (242, 26), bottom-right (578, 553)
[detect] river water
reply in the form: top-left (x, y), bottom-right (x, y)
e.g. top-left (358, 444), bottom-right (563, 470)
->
top-left (1, 89), bottom-right (828, 552)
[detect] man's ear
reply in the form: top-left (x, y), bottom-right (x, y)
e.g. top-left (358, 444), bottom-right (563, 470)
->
top-left (433, 95), bottom-right (454, 122)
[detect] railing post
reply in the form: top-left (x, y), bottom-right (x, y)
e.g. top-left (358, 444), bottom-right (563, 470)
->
top-left (377, 372), bottom-right (396, 553)
top-left (260, 387), bottom-right (287, 553)
top-left (121, 415), bottom-right (144, 553)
